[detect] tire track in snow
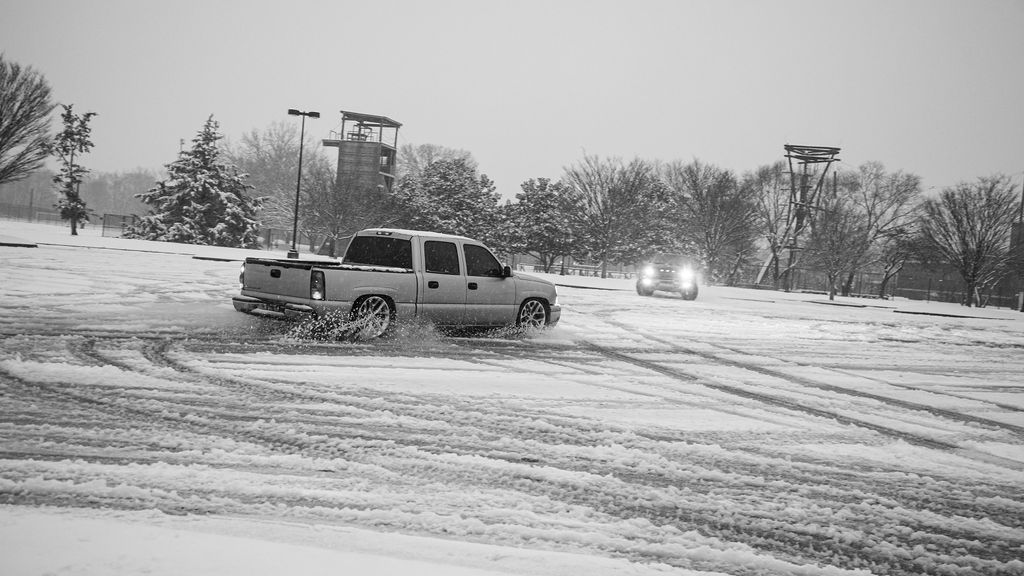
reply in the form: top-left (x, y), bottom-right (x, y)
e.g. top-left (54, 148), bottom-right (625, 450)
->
top-left (446, 338), bottom-right (882, 449)
top-left (436, 339), bottom-right (1024, 573)
top-left (710, 340), bottom-right (1024, 414)
top-left (168, 341), bottom-right (650, 460)
top-left (441, 336), bottom-right (1024, 528)
top-left (561, 311), bottom-right (1024, 455)
top-left (130, 337), bottom-right (684, 493)
top-left (584, 334), bottom-right (1024, 472)
top-left (452, 334), bottom-right (965, 451)
top-left (6, 329), bottom-right (1024, 574)
top-left (163, 338), bottom-right (971, 570)
top-left (642, 330), bottom-right (1024, 435)
top-left (3, 338), bottom-right (365, 469)
top-left (129, 340), bottom-right (824, 570)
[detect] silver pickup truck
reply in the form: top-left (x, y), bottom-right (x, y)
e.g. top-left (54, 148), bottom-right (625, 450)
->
top-left (233, 228), bottom-right (561, 338)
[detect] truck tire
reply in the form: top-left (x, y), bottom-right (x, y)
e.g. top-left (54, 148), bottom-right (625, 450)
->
top-left (516, 298), bottom-right (549, 329)
top-left (351, 295), bottom-right (395, 339)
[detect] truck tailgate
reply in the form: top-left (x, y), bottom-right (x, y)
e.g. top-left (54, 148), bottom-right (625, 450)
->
top-left (241, 257), bottom-right (336, 301)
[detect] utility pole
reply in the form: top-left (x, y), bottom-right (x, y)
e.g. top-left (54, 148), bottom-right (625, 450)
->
top-left (1019, 172), bottom-right (1024, 311)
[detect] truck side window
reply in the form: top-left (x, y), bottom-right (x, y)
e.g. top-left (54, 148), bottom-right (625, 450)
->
top-left (424, 241), bottom-right (460, 275)
top-left (344, 237), bottom-right (412, 269)
top-left (464, 244), bottom-right (502, 277)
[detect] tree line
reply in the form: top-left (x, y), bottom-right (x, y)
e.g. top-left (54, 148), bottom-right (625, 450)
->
top-left (220, 118), bottom-right (1024, 308)
top-left (2, 54), bottom-right (1021, 307)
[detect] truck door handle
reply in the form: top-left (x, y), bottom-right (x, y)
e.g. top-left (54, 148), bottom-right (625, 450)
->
top-left (270, 269), bottom-right (281, 278)
top-left (428, 281), bottom-right (439, 289)
top-left (468, 282), bottom-right (478, 290)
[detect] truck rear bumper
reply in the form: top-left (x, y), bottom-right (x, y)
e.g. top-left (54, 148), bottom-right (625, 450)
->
top-left (232, 295), bottom-right (315, 320)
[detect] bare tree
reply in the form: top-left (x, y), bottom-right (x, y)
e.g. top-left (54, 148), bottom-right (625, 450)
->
top-left (0, 55), bottom-right (55, 186)
top-left (300, 158), bottom-right (399, 256)
top-left (918, 175), bottom-right (1021, 307)
top-left (396, 143), bottom-right (476, 183)
top-left (562, 155), bottom-right (668, 278)
top-left (875, 228), bottom-right (918, 299)
top-left (803, 193), bottom-right (870, 300)
top-left (223, 121), bottom-right (311, 229)
top-left (663, 160), bottom-right (758, 283)
top-left (52, 104), bottom-right (97, 235)
top-left (838, 162), bottom-right (922, 295)
top-left (745, 161), bottom-right (790, 288)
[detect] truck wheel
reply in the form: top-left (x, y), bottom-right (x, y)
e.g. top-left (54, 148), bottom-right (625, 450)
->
top-left (351, 295), bottom-right (395, 339)
top-left (681, 287), bottom-right (699, 301)
top-left (636, 284), bottom-right (654, 296)
top-left (516, 299), bottom-right (549, 329)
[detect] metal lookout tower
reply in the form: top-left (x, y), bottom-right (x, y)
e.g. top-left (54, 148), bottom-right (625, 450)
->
top-left (755, 144), bottom-right (841, 288)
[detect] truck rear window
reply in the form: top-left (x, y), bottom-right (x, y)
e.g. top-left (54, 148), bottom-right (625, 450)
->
top-left (344, 236), bottom-right (413, 269)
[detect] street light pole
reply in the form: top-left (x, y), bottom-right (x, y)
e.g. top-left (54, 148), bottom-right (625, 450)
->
top-left (287, 108), bottom-right (320, 258)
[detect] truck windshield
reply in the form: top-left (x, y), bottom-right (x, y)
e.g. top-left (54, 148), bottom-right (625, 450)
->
top-left (344, 236), bottom-right (413, 269)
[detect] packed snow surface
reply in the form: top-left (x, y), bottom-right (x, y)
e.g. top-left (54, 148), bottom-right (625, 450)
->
top-left (1, 221), bottom-right (1023, 576)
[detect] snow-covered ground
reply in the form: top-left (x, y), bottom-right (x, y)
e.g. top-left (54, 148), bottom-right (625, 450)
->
top-left (1, 220), bottom-right (1023, 576)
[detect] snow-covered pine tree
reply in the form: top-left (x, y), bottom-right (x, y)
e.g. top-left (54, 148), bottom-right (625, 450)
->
top-left (126, 116), bottom-right (262, 248)
top-left (391, 158), bottom-right (500, 245)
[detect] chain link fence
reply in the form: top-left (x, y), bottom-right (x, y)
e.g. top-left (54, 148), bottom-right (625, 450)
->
top-left (0, 202), bottom-right (66, 225)
top-left (733, 262), bottom-right (1022, 309)
top-left (100, 214), bottom-right (139, 237)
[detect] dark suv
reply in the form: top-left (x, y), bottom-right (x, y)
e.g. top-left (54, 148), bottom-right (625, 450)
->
top-left (636, 254), bottom-right (699, 300)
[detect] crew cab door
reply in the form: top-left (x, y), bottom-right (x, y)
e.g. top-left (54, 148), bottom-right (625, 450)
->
top-left (418, 239), bottom-right (465, 324)
top-left (463, 244), bottom-right (517, 326)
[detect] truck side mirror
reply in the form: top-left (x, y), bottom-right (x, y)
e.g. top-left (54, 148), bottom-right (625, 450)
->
top-left (502, 265), bottom-right (512, 278)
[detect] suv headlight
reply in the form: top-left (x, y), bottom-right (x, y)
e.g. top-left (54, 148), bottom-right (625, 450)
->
top-left (642, 265), bottom-right (655, 277)
top-left (679, 268), bottom-right (695, 285)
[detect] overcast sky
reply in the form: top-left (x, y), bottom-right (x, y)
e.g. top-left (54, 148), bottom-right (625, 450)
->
top-left (3, 0), bottom-right (1023, 198)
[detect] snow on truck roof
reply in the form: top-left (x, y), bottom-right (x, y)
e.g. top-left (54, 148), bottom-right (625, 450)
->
top-left (357, 228), bottom-right (475, 241)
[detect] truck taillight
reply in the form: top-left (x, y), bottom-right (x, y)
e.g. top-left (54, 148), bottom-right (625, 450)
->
top-left (310, 270), bottom-right (325, 300)
top-left (238, 263), bottom-right (245, 290)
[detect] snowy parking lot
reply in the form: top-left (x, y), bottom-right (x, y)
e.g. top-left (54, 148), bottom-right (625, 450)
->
top-left (1, 221), bottom-right (1023, 576)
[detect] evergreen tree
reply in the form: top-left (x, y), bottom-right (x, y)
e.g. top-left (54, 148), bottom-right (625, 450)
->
top-left (509, 178), bottom-right (585, 273)
top-left (126, 116), bottom-right (262, 248)
top-left (52, 104), bottom-right (97, 235)
top-left (390, 158), bottom-right (500, 245)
